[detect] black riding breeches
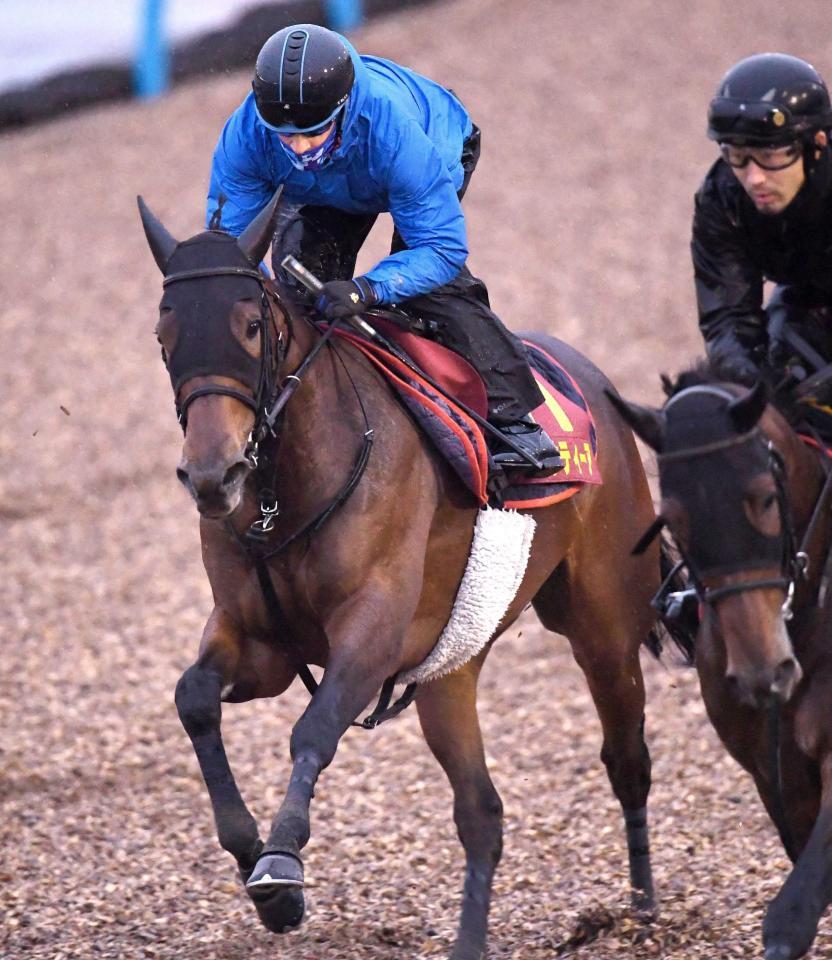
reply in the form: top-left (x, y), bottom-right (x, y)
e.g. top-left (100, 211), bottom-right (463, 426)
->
top-left (270, 127), bottom-right (544, 424)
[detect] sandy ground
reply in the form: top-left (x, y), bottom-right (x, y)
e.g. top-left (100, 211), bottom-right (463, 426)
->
top-left (3, 1), bottom-right (832, 957)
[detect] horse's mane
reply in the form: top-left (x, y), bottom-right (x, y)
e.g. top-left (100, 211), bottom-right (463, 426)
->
top-left (659, 358), bottom-right (721, 400)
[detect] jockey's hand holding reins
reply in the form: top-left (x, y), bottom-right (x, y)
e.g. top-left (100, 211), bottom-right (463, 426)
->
top-left (280, 254), bottom-right (548, 473)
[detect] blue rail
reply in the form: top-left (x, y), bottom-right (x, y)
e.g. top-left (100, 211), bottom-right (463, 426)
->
top-left (133, 0), bottom-right (361, 100)
top-left (135, 0), bottom-right (169, 98)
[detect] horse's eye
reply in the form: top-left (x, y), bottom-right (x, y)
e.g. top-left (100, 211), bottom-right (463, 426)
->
top-left (246, 318), bottom-right (261, 339)
top-left (763, 493), bottom-right (777, 510)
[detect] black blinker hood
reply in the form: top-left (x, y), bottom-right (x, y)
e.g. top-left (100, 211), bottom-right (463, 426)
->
top-left (161, 232), bottom-right (265, 396)
top-left (660, 406), bottom-right (783, 577)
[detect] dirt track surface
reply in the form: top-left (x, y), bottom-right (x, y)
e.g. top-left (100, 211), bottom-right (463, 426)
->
top-left (3, 1), bottom-right (832, 957)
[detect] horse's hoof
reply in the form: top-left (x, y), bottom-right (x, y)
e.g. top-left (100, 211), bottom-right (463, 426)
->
top-left (450, 946), bottom-right (485, 960)
top-left (246, 851), bottom-right (304, 895)
top-left (630, 888), bottom-right (656, 918)
top-left (251, 885), bottom-right (306, 933)
top-left (764, 942), bottom-right (799, 960)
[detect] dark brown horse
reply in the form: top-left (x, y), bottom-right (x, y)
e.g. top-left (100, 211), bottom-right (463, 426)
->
top-left (610, 368), bottom-right (832, 960)
top-left (138, 191), bottom-right (689, 959)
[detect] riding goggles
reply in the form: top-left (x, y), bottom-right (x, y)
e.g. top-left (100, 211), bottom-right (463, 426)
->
top-left (254, 97), bottom-right (347, 135)
top-left (719, 140), bottom-right (803, 171)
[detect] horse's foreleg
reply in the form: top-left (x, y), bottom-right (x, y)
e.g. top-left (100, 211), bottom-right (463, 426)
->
top-left (174, 609), bottom-right (265, 878)
top-left (245, 632), bottom-right (402, 932)
top-left (416, 659), bottom-right (502, 960)
top-left (762, 754), bottom-right (832, 960)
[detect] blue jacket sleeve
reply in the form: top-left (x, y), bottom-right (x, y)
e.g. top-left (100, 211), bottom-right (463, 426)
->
top-left (363, 120), bottom-right (468, 303)
top-left (206, 108), bottom-right (280, 238)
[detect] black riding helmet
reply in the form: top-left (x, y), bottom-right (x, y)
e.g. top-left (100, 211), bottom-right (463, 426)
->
top-left (252, 24), bottom-right (355, 133)
top-left (707, 53), bottom-right (832, 146)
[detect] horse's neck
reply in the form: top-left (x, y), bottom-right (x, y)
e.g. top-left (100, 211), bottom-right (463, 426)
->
top-left (261, 324), bottom-right (380, 514)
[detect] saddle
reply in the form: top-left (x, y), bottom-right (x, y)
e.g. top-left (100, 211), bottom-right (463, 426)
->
top-left (335, 316), bottom-right (602, 509)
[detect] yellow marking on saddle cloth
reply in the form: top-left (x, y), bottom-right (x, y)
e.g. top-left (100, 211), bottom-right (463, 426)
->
top-left (536, 383), bottom-right (574, 431)
top-left (557, 440), bottom-right (595, 478)
top-left (802, 397), bottom-right (832, 417)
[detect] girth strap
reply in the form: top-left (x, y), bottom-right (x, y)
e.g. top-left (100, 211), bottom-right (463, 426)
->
top-left (356, 677), bottom-right (418, 729)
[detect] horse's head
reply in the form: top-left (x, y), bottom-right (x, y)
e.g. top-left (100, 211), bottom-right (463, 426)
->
top-left (609, 376), bottom-right (804, 707)
top-left (139, 191), bottom-right (287, 518)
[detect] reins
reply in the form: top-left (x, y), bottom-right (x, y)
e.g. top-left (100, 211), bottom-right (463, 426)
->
top-left (768, 700), bottom-right (797, 860)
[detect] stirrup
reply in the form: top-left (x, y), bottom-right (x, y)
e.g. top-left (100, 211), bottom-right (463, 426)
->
top-left (492, 448), bottom-right (565, 477)
top-left (490, 418), bottom-right (564, 477)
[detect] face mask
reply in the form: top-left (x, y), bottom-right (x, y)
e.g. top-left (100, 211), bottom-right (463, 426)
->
top-left (279, 123), bottom-right (339, 172)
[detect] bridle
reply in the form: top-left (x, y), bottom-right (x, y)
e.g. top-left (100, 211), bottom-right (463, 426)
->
top-left (651, 385), bottom-right (814, 620)
top-left (658, 429), bottom-right (807, 619)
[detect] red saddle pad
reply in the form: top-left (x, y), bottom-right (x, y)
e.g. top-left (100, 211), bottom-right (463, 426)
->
top-left (337, 318), bottom-right (602, 509)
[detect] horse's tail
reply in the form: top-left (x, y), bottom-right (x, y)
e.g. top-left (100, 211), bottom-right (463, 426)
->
top-left (644, 534), bottom-right (696, 665)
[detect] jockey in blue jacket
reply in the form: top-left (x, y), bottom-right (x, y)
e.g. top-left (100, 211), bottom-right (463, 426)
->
top-left (206, 23), bottom-right (560, 474)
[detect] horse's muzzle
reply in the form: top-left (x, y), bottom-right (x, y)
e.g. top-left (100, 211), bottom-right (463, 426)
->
top-left (176, 455), bottom-right (250, 518)
top-left (725, 654), bottom-right (803, 707)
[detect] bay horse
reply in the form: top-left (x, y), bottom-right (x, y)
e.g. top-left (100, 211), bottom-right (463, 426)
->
top-left (609, 368), bottom-right (832, 960)
top-left (138, 190), bottom-right (690, 959)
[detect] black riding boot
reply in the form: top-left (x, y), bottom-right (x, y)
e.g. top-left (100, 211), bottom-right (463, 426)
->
top-left (400, 268), bottom-right (563, 477)
top-left (490, 414), bottom-right (564, 476)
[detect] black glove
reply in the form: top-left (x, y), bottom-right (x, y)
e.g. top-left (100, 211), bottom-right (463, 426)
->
top-left (706, 332), bottom-right (760, 386)
top-left (766, 335), bottom-right (792, 372)
top-left (315, 278), bottom-right (378, 319)
top-left (710, 351), bottom-right (759, 386)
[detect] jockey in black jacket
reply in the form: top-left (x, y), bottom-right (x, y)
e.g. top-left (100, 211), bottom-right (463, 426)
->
top-left (692, 53), bottom-right (832, 386)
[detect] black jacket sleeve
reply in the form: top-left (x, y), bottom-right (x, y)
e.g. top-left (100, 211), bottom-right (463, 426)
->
top-left (691, 164), bottom-right (768, 379)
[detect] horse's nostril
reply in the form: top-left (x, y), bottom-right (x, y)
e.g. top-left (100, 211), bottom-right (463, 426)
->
top-left (176, 466), bottom-right (190, 488)
top-left (223, 461), bottom-right (249, 489)
top-left (772, 658), bottom-right (799, 696)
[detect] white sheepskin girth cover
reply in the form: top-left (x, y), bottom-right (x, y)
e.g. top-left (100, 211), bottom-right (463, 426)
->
top-left (396, 506), bottom-right (536, 686)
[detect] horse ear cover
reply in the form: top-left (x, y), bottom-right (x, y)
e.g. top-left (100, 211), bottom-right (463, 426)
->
top-left (727, 379), bottom-right (768, 434)
top-left (604, 389), bottom-right (665, 452)
top-left (237, 186), bottom-right (284, 266)
top-left (137, 196), bottom-right (178, 273)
